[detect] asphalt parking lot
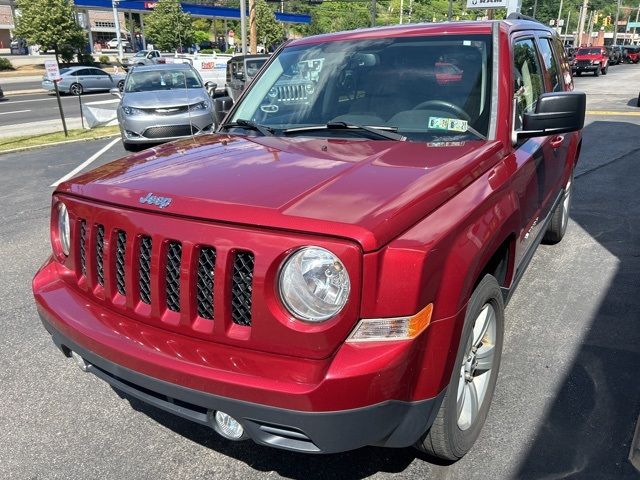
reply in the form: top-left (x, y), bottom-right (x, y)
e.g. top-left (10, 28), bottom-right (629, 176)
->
top-left (1, 65), bottom-right (639, 480)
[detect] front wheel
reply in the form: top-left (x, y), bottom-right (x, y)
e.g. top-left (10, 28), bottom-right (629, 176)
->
top-left (69, 82), bottom-right (83, 96)
top-left (117, 80), bottom-right (125, 92)
top-left (594, 67), bottom-right (600, 77)
top-left (416, 275), bottom-right (504, 461)
top-left (602, 65), bottom-right (608, 75)
top-left (575, 71), bottom-right (582, 77)
top-left (543, 171), bottom-right (573, 244)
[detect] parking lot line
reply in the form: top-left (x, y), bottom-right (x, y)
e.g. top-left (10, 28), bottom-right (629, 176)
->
top-left (0, 109), bottom-right (31, 115)
top-left (50, 137), bottom-right (120, 187)
top-left (586, 110), bottom-right (640, 116)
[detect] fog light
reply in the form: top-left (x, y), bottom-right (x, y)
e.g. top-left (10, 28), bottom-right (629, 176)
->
top-left (71, 351), bottom-right (89, 372)
top-left (213, 411), bottom-right (244, 440)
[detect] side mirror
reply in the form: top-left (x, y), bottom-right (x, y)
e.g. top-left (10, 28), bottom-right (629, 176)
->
top-left (205, 81), bottom-right (217, 97)
top-left (519, 92), bottom-right (586, 139)
top-left (214, 96), bottom-right (233, 126)
top-left (110, 87), bottom-right (122, 99)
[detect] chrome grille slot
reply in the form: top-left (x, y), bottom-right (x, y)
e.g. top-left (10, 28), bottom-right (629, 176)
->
top-left (231, 251), bottom-right (254, 326)
top-left (115, 230), bottom-right (127, 295)
top-left (196, 247), bottom-right (216, 320)
top-left (165, 241), bottom-right (182, 312)
top-left (95, 225), bottom-right (105, 286)
top-left (139, 236), bottom-right (152, 305)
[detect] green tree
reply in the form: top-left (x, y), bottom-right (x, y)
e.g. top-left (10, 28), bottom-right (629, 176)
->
top-left (144, 0), bottom-right (193, 51)
top-left (14, 0), bottom-right (86, 65)
top-left (255, 0), bottom-right (285, 48)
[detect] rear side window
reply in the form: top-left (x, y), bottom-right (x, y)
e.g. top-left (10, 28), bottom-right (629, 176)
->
top-left (538, 38), bottom-right (562, 92)
top-left (513, 38), bottom-right (544, 130)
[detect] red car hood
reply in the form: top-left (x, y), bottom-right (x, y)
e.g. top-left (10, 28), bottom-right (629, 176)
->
top-left (59, 134), bottom-right (504, 252)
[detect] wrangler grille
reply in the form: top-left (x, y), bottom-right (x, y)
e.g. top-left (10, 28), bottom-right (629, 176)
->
top-left (231, 251), bottom-right (254, 326)
top-left (139, 236), bottom-right (152, 304)
top-left (73, 217), bottom-right (256, 331)
top-left (95, 225), bottom-right (104, 286)
top-left (196, 247), bottom-right (216, 319)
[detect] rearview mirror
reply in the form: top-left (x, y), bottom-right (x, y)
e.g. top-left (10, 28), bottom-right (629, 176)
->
top-left (110, 87), bottom-right (122, 99)
top-left (519, 91), bottom-right (586, 139)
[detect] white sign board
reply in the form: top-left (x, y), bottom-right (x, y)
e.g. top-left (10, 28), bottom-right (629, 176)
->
top-left (466, 0), bottom-right (508, 9)
top-left (44, 60), bottom-right (61, 81)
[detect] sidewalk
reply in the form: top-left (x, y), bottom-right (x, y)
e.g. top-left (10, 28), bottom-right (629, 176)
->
top-left (0, 117), bottom-right (84, 138)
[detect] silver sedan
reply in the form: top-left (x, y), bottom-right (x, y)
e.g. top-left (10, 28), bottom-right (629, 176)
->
top-left (42, 66), bottom-right (126, 95)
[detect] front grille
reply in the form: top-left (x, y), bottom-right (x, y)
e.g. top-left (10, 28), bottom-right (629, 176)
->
top-left (275, 83), bottom-right (309, 103)
top-left (577, 60), bottom-right (592, 68)
top-left (115, 230), bottom-right (127, 295)
top-left (139, 236), bottom-right (152, 304)
top-left (231, 251), bottom-right (254, 326)
top-left (196, 247), bottom-right (216, 319)
top-left (95, 225), bottom-right (105, 286)
top-left (71, 217), bottom-right (256, 331)
top-left (79, 220), bottom-right (87, 276)
top-left (142, 125), bottom-right (198, 139)
top-left (165, 241), bottom-right (182, 312)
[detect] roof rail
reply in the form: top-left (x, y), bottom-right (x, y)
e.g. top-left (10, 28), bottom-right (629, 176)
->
top-left (506, 12), bottom-right (542, 24)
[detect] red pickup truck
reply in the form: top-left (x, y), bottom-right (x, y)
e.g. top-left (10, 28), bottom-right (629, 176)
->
top-left (572, 46), bottom-right (609, 76)
top-left (34, 16), bottom-right (585, 462)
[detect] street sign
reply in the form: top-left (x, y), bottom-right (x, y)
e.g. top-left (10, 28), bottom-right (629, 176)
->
top-left (466, 0), bottom-right (507, 9)
top-left (44, 60), bottom-right (61, 82)
top-left (627, 22), bottom-right (640, 30)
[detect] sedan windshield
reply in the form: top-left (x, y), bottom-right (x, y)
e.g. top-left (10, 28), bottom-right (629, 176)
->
top-left (134, 50), bottom-right (148, 57)
top-left (125, 69), bottom-right (203, 92)
top-left (230, 35), bottom-right (492, 142)
top-left (577, 48), bottom-right (602, 55)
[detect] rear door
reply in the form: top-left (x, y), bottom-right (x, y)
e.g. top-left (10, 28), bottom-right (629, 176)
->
top-left (89, 68), bottom-right (114, 90)
top-left (72, 68), bottom-right (92, 91)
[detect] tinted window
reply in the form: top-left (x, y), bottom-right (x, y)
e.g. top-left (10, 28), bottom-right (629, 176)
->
top-left (538, 38), bottom-right (562, 92)
top-left (125, 69), bottom-right (203, 92)
top-left (232, 35), bottom-right (493, 142)
top-left (72, 69), bottom-right (91, 76)
top-left (513, 38), bottom-right (543, 130)
top-left (91, 68), bottom-right (110, 76)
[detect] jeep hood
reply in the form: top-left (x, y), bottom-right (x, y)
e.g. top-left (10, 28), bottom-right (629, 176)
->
top-left (59, 134), bottom-right (503, 252)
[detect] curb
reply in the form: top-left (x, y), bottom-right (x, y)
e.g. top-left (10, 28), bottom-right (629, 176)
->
top-left (0, 133), bottom-right (119, 155)
top-left (4, 88), bottom-right (46, 96)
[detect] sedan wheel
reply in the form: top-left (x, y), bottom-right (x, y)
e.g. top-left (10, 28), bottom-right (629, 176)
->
top-left (70, 83), bottom-right (83, 96)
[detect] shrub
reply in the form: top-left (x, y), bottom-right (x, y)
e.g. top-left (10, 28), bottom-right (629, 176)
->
top-left (199, 48), bottom-right (213, 54)
top-left (99, 54), bottom-right (110, 64)
top-left (0, 57), bottom-right (14, 71)
top-left (225, 48), bottom-right (235, 54)
top-left (77, 52), bottom-right (95, 65)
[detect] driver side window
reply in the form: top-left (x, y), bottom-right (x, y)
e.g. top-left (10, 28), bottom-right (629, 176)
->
top-left (513, 38), bottom-right (544, 131)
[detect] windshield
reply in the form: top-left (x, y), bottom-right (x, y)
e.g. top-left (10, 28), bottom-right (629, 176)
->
top-left (124, 69), bottom-right (203, 92)
top-left (577, 48), bottom-right (602, 55)
top-left (230, 35), bottom-right (492, 142)
top-left (246, 58), bottom-right (267, 77)
top-left (134, 51), bottom-right (148, 57)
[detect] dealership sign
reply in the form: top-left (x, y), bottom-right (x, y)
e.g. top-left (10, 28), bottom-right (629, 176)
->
top-left (466, 0), bottom-right (508, 9)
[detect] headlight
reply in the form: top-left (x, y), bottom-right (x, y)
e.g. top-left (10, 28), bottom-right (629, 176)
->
top-left (278, 247), bottom-right (350, 322)
top-left (189, 101), bottom-right (208, 111)
top-left (122, 106), bottom-right (145, 116)
top-left (592, 60), bottom-right (600, 64)
top-left (57, 202), bottom-right (70, 256)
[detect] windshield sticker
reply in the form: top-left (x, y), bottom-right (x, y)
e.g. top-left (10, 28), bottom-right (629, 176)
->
top-left (427, 141), bottom-right (467, 147)
top-left (428, 117), bottom-right (468, 133)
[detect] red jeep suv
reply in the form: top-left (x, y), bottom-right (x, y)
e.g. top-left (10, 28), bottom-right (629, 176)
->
top-left (572, 46), bottom-right (609, 76)
top-left (33, 16), bottom-right (585, 461)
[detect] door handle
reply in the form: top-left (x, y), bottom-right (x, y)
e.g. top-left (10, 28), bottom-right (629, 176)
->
top-left (550, 135), bottom-right (564, 149)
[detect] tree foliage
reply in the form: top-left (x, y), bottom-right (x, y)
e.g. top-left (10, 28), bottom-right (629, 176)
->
top-left (255, 0), bottom-right (285, 47)
top-left (144, 0), bottom-right (194, 50)
top-left (14, 0), bottom-right (86, 63)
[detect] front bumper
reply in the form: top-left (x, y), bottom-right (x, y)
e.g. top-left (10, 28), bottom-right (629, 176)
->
top-left (34, 260), bottom-right (446, 453)
top-left (119, 109), bottom-right (215, 144)
top-left (572, 63), bottom-right (601, 72)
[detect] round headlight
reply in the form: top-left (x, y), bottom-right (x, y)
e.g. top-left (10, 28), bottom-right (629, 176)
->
top-left (278, 247), bottom-right (350, 322)
top-left (57, 202), bottom-right (70, 256)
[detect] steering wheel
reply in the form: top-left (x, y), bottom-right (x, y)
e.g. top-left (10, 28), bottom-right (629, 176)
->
top-left (412, 100), bottom-right (471, 122)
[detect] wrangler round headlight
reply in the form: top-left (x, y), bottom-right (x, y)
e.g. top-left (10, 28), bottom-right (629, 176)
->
top-left (278, 247), bottom-right (350, 322)
top-left (57, 202), bottom-right (70, 256)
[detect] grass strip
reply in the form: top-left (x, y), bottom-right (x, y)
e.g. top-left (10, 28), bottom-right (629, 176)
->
top-left (0, 126), bottom-right (119, 152)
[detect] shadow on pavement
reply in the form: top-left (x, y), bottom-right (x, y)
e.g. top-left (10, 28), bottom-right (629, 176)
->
top-left (515, 120), bottom-right (640, 479)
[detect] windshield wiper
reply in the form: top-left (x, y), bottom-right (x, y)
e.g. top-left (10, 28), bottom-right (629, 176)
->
top-left (282, 121), bottom-right (406, 141)
top-left (220, 119), bottom-right (274, 137)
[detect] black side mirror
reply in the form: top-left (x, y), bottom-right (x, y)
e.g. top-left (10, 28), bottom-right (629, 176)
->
top-left (520, 91), bottom-right (586, 138)
top-left (205, 81), bottom-right (217, 97)
top-left (214, 96), bottom-right (234, 126)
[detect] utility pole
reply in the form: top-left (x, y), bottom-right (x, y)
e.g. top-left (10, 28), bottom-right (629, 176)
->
top-left (587, 10), bottom-right (594, 44)
top-left (240, 0), bottom-right (247, 54)
top-left (556, 0), bottom-right (563, 31)
top-left (112, 0), bottom-right (123, 61)
top-left (370, 0), bottom-right (376, 27)
top-left (577, 0), bottom-right (588, 46)
top-left (249, 0), bottom-right (257, 54)
top-left (448, 0), bottom-right (453, 21)
top-left (613, 0), bottom-right (621, 44)
top-left (634, 4), bottom-right (640, 45)
top-left (565, 10), bottom-right (571, 42)
top-left (400, 0), bottom-right (403, 23)
top-left (533, 0), bottom-right (538, 18)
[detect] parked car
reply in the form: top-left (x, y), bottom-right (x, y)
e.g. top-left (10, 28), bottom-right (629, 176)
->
top-left (34, 15), bottom-right (584, 462)
top-left (41, 66), bottom-right (126, 95)
top-left (113, 63), bottom-right (216, 150)
top-left (126, 49), bottom-right (165, 68)
top-left (606, 45), bottom-right (622, 65)
top-left (623, 46), bottom-right (640, 63)
top-left (225, 54), bottom-right (269, 102)
top-left (10, 38), bottom-right (28, 55)
top-left (572, 46), bottom-right (609, 76)
top-left (106, 38), bottom-right (132, 50)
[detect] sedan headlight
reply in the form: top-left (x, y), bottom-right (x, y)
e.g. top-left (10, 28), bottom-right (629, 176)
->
top-left (122, 106), bottom-right (145, 116)
top-left (188, 101), bottom-right (209, 112)
top-left (57, 202), bottom-right (70, 256)
top-left (279, 247), bottom-right (350, 322)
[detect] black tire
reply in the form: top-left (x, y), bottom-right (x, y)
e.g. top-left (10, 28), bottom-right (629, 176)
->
top-left (637, 93), bottom-right (640, 108)
top-left (543, 171), bottom-right (573, 244)
top-left (575, 71), bottom-right (582, 77)
top-left (594, 67), bottom-right (600, 77)
top-left (416, 275), bottom-right (505, 462)
top-left (602, 65), bottom-right (608, 75)
top-left (69, 83), bottom-right (83, 96)
top-left (117, 80), bottom-right (125, 92)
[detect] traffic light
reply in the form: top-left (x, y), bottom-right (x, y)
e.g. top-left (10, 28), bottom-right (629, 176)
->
top-left (604, 16), bottom-right (611, 26)
top-left (593, 13), bottom-right (599, 24)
